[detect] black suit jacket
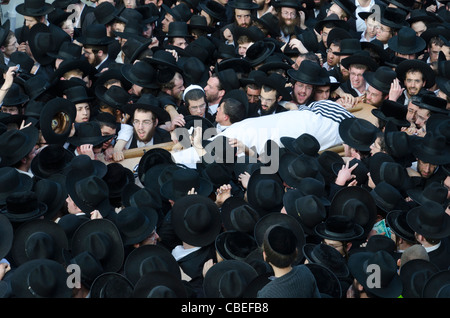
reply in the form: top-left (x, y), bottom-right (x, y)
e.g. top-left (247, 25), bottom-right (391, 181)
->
top-left (428, 238), bottom-right (450, 271)
top-left (128, 126), bottom-right (172, 149)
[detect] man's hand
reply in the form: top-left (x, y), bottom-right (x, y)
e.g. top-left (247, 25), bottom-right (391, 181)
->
top-left (215, 184), bottom-right (232, 206)
top-left (388, 78), bottom-right (404, 102)
top-left (78, 144), bottom-right (95, 159)
top-left (335, 160), bottom-right (358, 186)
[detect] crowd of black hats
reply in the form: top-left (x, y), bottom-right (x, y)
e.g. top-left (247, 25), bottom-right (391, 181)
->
top-left (0, 0), bottom-right (449, 299)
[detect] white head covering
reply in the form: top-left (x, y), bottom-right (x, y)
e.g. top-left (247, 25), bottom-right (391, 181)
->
top-left (182, 84), bottom-right (205, 102)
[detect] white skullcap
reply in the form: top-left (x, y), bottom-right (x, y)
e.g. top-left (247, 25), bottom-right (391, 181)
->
top-left (182, 84), bottom-right (205, 102)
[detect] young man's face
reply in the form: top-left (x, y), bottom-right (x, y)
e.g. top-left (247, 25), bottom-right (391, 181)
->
top-left (187, 97), bottom-right (207, 118)
top-left (365, 85), bottom-right (384, 107)
top-left (259, 88), bottom-right (278, 115)
top-left (417, 159), bottom-right (437, 179)
top-left (415, 107), bottom-right (430, 130)
top-left (327, 4), bottom-right (347, 20)
top-left (404, 71), bottom-right (425, 98)
top-left (406, 100), bottom-right (419, 124)
top-left (348, 66), bottom-right (367, 92)
top-left (204, 76), bottom-right (222, 104)
top-left (293, 81), bottom-right (313, 105)
top-left (376, 24), bottom-right (392, 43)
top-left (75, 103), bottom-right (91, 123)
top-left (235, 9), bottom-right (252, 28)
top-left (313, 85), bottom-right (331, 101)
top-left (1, 105), bottom-right (20, 115)
top-left (326, 43), bottom-right (340, 67)
top-left (161, 13), bottom-right (175, 33)
top-left (100, 125), bottom-right (116, 150)
top-left (2, 35), bottom-right (18, 57)
top-left (133, 110), bottom-right (157, 143)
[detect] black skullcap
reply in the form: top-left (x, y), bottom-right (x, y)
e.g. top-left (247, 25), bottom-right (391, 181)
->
top-left (267, 225), bottom-right (297, 255)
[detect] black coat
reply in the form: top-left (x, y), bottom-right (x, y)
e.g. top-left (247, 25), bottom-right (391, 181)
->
top-left (127, 126), bottom-right (172, 149)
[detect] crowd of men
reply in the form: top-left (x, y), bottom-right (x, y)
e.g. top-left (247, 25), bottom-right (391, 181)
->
top-left (0, 0), bottom-right (449, 299)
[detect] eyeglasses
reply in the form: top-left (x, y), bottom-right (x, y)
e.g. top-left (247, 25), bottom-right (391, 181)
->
top-left (281, 11), bottom-right (297, 18)
top-left (132, 119), bottom-right (153, 127)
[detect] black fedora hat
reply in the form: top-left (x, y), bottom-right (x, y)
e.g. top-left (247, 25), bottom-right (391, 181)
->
top-left (254, 72), bottom-right (291, 100)
top-left (407, 200), bottom-right (450, 239)
top-left (160, 166), bottom-right (213, 201)
top-left (40, 97), bottom-right (76, 146)
top-left (34, 177), bottom-right (67, 221)
top-left (11, 218), bottom-right (68, 266)
top-left (68, 121), bottom-right (114, 148)
top-left (30, 144), bottom-right (74, 180)
top-left (333, 38), bottom-right (362, 56)
top-left (95, 84), bottom-right (131, 111)
top-left (166, 21), bottom-right (193, 39)
top-left (203, 259), bottom-right (258, 298)
top-left (246, 168), bottom-right (285, 215)
top-left (348, 250), bottom-right (403, 298)
top-left (57, 213), bottom-right (90, 246)
top-left (0, 125), bottom-right (38, 168)
top-left (302, 243), bottom-right (350, 278)
top-left (333, 0), bottom-right (357, 19)
top-left (1, 83), bottom-right (29, 107)
top-left (339, 117), bottom-right (379, 152)
top-left (411, 93), bottom-right (449, 115)
top-left (124, 244), bottom-right (181, 285)
top-left (295, 177), bottom-right (331, 206)
top-left (0, 214), bottom-right (13, 260)
top-left (138, 147), bottom-right (175, 184)
top-left (66, 172), bottom-right (113, 218)
top-left (199, 0), bottom-right (227, 22)
top-left (162, 2), bottom-right (192, 22)
top-left (0, 19), bottom-right (10, 47)
top-left (51, 58), bottom-right (98, 86)
top-left (93, 1), bottom-right (122, 25)
top-left (278, 152), bottom-right (324, 189)
top-left (63, 153), bottom-right (107, 179)
top-left (132, 271), bottom-right (187, 298)
top-left (187, 14), bottom-right (216, 34)
top-left (23, 74), bottom-right (52, 101)
top-left (400, 259), bottom-right (439, 298)
top-left (412, 131), bottom-right (450, 165)
top-left (121, 60), bottom-right (159, 89)
top-left (306, 262), bottom-right (343, 298)
top-left (388, 26), bottom-right (426, 55)
top-left (171, 194), bottom-right (222, 246)
top-left (1, 190), bottom-right (48, 224)
top-left (220, 196), bottom-right (261, 234)
top-left (371, 99), bottom-right (411, 128)
top-left (215, 230), bottom-right (258, 261)
top-left (329, 186), bottom-right (378, 234)
top-left (317, 150), bottom-right (345, 183)
top-left (287, 59), bottom-right (326, 85)
top-left (89, 272), bottom-right (134, 298)
top-left (283, 190), bottom-right (327, 235)
top-left (228, 0), bottom-right (259, 10)
top-left (340, 50), bottom-right (378, 71)
top-left (314, 214), bottom-right (365, 241)
top-left (364, 66), bottom-right (398, 94)
top-left (280, 133), bottom-right (320, 157)
top-left (385, 210), bottom-right (416, 243)
top-left (15, 0), bottom-right (54, 17)
top-left (71, 219), bottom-right (124, 273)
top-left (10, 258), bottom-right (72, 298)
top-left (62, 250), bottom-right (105, 289)
top-left (121, 37), bottom-right (153, 65)
top-left (27, 23), bottom-right (58, 66)
top-left (63, 84), bottom-right (95, 105)
top-left (115, 206), bottom-right (158, 246)
top-left (380, 6), bottom-right (407, 30)
top-left (314, 13), bottom-right (349, 34)
top-left (370, 181), bottom-right (405, 213)
top-left (395, 58), bottom-right (436, 88)
top-left (408, 179), bottom-right (449, 206)
top-left (77, 23), bottom-right (115, 46)
top-left (254, 11), bottom-right (281, 38)
top-left (0, 167), bottom-right (33, 205)
top-left (47, 41), bottom-right (82, 61)
top-left (102, 163), bottom-right (135, 199)
top-left (243, 40), bottom-right (276, 67)
top-left (422, 269), bottom-right (450, 298)
top-left (253, 212), bottom-right (306, 264)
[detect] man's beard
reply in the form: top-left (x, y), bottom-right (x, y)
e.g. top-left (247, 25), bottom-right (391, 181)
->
top-left (135, 128), bottom-right (154, 143)
top-left (280, 18), bottom-right (299, 36)
top-left (260, 104), bottom-right (276, 115)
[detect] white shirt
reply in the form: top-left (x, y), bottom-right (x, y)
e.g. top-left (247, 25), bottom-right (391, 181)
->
top-left (355, 0), bottom-right (375, 32)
